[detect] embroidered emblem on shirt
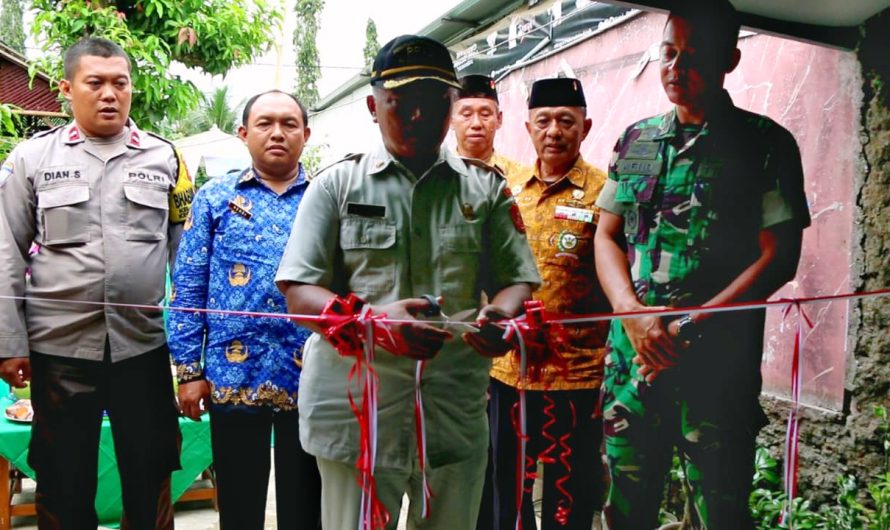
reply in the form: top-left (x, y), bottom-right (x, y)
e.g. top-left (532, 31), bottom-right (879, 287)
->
top-left (572, 189), bottom-right (585, 200)
top-left (0, 161), bottom-right (14, 187)
top-left (128, 130), bottom-right (141, 148)
top-left (228, 263), bottom-right (252, 287)
top-left (557, 231), bottom-right (579, 251)
top-left (509, 201), bottom-right (525, 233)
top-left (225, 340), bottom-right (249, 363)
top-left (461, 202), bottom-right (476, 221)
top-left (67, 125), bottom-right (81, 143)
top-left (228, 196), bottom-right (253, 220)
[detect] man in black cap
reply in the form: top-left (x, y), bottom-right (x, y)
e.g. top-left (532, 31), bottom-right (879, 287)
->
top-left (484, 77), bottom-right (610, 530)
top-left (276, 35), bottom-right (540, 530)
top-left (594, 1), bottom-right (809, 527)
top-left (451, 74), bottom-right (525, 177)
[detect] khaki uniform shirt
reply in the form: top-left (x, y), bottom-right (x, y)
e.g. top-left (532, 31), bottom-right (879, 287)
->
top-left (491, 156), bottom-right (611, 391)
top-left (275, 143), bottom-right (540, 469)
top-left (0, 122), bottom-right (194, 361)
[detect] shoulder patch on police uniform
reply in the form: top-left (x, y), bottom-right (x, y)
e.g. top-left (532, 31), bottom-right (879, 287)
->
top-left (0, 160), bottom-right (14, 187)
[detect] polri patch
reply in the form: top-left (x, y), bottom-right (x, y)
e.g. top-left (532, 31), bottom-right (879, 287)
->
top-left (346, 202), bottom-right (386, 218)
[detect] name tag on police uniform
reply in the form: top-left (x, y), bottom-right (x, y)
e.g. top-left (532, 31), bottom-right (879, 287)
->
top-left (347, 202), bottom-right (386, 218)
top-left (554, 205), bottom-right (594, 223)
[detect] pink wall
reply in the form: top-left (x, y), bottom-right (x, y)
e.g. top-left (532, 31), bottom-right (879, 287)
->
top-left (490, 12), bottom-right (860, 411)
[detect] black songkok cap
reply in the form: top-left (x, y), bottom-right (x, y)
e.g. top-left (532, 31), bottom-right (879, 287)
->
top-left (458, 74), bottom-right (499, 103)
top-left (370, 35), bottom-right (461, 90)
top-left (527, 78), bottom-right (586, 109)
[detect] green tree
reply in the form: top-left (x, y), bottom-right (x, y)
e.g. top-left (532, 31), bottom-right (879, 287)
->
top-left (29, 0), bottom-right (283, 131)
top-left (0, 0), bottom-right (26, 54)
top-left (0, 102), bottom-right (21, 160)
top-left (177, 86), bottom-right (239, 136)
top-left (293, 0), bottom-right (323, 108)
top-left (363, 18), bottom-right (379, 65)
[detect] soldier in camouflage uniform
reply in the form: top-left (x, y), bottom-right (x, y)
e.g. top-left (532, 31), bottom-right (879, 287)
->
top-left (593, 2), bottom-right (811, 528)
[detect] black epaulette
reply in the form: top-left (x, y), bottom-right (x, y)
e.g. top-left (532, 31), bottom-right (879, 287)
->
top-left (461, 156), bottom-right (504, 178)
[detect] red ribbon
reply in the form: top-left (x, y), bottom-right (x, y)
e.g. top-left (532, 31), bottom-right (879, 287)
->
top-left (503, 301), bottom-right (573, 385)
top-left (319, 295), bottom-right (415, 530)
top-left (414, 360), bottom-right (433, 519)
top-left (778, 301), bottom-right (813, 529)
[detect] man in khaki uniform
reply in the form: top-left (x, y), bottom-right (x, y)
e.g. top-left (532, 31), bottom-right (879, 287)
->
top-left (487, 78), bottom-right (610, 530)
top-left (275, 35), bottom-right (540, 530)
top-left (0, 38), bottom-right (192, 530)
top-left (451, 74), bottom-right (525, 177)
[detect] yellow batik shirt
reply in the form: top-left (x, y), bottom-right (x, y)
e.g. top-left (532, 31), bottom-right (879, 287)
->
top-left (491, 156), bottom-right (611, 391)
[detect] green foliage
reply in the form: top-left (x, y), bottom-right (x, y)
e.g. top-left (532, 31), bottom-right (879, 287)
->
top-left (176, 86), bottom-right (239, 137)
top-left (29, 0), bottom-right (282, 131)
top-left (193, 164), bottom-right (209, 189)
top-left (0, 103), bottom-right (20, 160)
top-left (0, 0), bottom-right (26, 53)
top-left (363, 18), bottom-right (379, 65)
top-left (869, 473), bottom-right (890, 530)
top-left (293, 0), bottom-right (324, 108)
top-left (300, 143), bottom-right (327, 177)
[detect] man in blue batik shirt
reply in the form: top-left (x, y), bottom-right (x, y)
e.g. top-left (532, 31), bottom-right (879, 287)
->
top-left (168, 90), bottom-right (321, 530)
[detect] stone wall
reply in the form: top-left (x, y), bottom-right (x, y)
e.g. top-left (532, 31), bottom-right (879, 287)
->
top-left (758, 9), bottom-right (890, 504)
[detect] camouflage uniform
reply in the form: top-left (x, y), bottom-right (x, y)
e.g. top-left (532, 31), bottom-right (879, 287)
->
top-left (595, 91), bottom-right (810, 529)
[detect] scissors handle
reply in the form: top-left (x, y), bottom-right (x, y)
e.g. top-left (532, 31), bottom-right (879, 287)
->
top-left (419, 294), bottom-right (442, 317)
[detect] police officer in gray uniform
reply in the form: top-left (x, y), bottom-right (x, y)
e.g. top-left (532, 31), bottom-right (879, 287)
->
top-left (0, 38), bottom-right (193, 530)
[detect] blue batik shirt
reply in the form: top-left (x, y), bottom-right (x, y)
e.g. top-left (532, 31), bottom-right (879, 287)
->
top-left (168, 166), bottom-right (310, 410)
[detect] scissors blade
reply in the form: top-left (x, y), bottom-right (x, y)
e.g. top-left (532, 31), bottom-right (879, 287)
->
top-left (442, 307), bottom-right (479, 333)
top-left (450, 308), bottom-right (478, 322)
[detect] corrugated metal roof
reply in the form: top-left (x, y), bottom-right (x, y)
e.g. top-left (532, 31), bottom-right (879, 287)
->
top-left (0, 43), bottom-right (62, 113)
top-left (0, 59), bottom-right (62, 112)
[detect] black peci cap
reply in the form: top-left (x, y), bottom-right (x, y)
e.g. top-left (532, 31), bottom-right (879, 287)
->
top-left (370, 35), bottom-right (461, 90)
top-left (527, 78), bottom-right (587, 109)
top-left (457, 74), bottom-right (499, 103)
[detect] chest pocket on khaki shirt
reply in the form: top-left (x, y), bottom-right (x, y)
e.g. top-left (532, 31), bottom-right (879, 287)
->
top-left (37, 185), bottom-right (90, 246)
top-left (38, 185), bottom-right (91, 245)
top-left (340, 217), bottom-right (397, 295)
top-left (123, 184), bottom-right (169, 241)
top-left (438, 224), bottom-right (482, 301)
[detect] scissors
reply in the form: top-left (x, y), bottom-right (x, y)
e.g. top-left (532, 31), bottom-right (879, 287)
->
top-left (419, 295), bottom-right (479, 334)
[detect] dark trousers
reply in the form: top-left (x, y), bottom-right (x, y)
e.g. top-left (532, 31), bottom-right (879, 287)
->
top-left (484, 379), bottom-right (604, 530)
top-left (28, 346), bottom-right (181, 530)
top-left (209, 405), bottom-right (321, 530)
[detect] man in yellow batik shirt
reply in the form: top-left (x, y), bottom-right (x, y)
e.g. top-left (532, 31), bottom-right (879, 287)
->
top-left (488, 78), bottom-right (610, 530)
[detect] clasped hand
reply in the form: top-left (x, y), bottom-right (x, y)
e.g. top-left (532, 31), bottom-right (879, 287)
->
top-left (621, 309), bottom-right (685, 383)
